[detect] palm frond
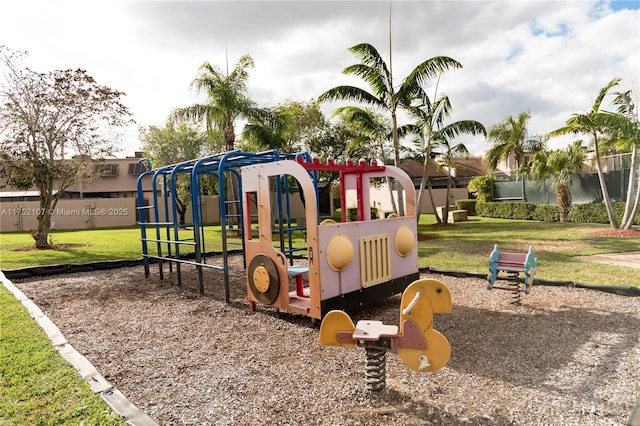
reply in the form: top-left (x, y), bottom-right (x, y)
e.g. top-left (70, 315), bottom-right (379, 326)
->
top-left (228, 54), bottom-right (254, 88)
top-left (439, 120), bottom-right (486, 141)
top-left (169, 104), bottom-right (212, 125)
top-left (347, 43), bottom-right (391, 82)
top-left (593, 78), bottom-right (620, 113)
top-left (401, 56), bottom-right (462, 93)
top-left (343, 64), bottom-right (391, 102)
top-left (397, 123), bottom-right (421, 140)
top-left (318, 85), bottom-right (384, 108)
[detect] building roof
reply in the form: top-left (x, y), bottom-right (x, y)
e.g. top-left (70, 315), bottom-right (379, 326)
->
top-left (398, 159), bottom-right (447, 178)
top-left (0, 190), bottom-right (56, 198)
top-left (399, 157), bottom-right (488, 179)
top-left (449, 157), bottom-right (489, 177)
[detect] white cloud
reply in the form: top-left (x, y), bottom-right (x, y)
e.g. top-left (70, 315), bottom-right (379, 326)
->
top-left (1, 1), bottom-right (638, 157)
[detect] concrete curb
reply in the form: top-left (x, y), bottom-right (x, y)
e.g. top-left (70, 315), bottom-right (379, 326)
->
top-left (1, 271), bottom-right (158, 426)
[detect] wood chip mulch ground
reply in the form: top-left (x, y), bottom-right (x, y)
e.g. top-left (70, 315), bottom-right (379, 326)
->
top-left (11, 255), bottom-right (640, 425)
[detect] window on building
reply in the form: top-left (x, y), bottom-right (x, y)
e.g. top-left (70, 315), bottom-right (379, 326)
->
top-left (128, 162), bottom-right (148, 176)
top-left (95, 164), bottom-right (119, 177)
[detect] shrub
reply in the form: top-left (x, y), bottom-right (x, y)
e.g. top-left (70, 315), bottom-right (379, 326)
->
top-left (370, 207), bottom-right (380, 219)
top-left (533, 204), bottom-right (559, 222)
top-left (468, 176), bottom-right (493, 202)
top-left (567, 202), bottom-right (640, 225)
top-left (456, 199), bottom-right (477, 216)
top-left (476, 201), bottom-right (535, 220)
top-left (340, 207), bottom-right (380, 221)
top-left (567, 203), bottom-right (609, 224)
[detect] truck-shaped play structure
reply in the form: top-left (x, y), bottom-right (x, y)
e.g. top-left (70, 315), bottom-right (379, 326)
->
top-left (242, 156), bottom-right (420, 320)
top-left (137, 151), bottom-right (420, 319)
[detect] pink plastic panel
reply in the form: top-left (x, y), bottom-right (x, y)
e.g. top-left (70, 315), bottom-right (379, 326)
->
top-left (317, 216), bottom-right (418, 300)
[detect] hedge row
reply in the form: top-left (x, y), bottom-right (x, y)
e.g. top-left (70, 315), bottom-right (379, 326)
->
top-left (460, 199), bottom-right (639, 225)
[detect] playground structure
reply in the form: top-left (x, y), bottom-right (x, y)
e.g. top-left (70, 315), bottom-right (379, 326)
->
top-left (136, 151), bottom-right (421, 320)
top-left (487, 244), bottom-right (538, 304)
top-left (319, 278), bottom-right (452, 391)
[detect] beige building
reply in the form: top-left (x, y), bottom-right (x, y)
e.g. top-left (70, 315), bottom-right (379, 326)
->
top-left (1, 155), bottom-right (489, 233)
top-left (1, 153), bottom-right (157, 232)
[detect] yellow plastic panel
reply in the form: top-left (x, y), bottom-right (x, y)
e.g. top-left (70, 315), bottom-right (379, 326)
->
top-left (359, 234), bottom-right (391, 288)
top-left (396, 279), bottom-right (452, 372)
top-left (326, 234), bottom-right (354, 272)
top-left (319, 310), bottom-right (356, 348)
top-left (394, 225), bottom-right (416, 257)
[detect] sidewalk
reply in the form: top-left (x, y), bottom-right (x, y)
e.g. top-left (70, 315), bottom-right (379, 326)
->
top-left (577, 252), bottom-right (640, 269)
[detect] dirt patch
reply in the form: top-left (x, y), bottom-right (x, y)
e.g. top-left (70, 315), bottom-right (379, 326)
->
top-left (430, 223), bottom-right (456, 228)
top-left (590, 228), bottom-right (640, 238)
top-left (417, 233), bottom-right (435, 241)
top-left (13, 244), bottom-right (89, 251)
top-left (10, 255), bottom-right (640, 425)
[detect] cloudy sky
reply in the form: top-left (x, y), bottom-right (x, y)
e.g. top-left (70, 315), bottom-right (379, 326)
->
top-left (2, 1), bottom-right (639, 157)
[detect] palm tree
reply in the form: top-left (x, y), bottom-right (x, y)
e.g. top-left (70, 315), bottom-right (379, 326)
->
top-left (546, 79), bottom-right (625, 229)
top-left (610, 89), bottom-right (640, 229)
top-left (170, 54), bottom-right (264, 229)
top-left (485, 111), bottom-right (545, 202)
top-left (485, 112), bottom-right (544, 170)
top-left (319, 42), bottom-right (462, 215)
top-left (171, 54), bottom-right (262, 151)
top-left (332, 106), bottom-right (392, 162)
top-left (401, 88), bottom-right (486, 223)
top-left (242, 107), bottom-right (290, 152)
top-left (529, 141), bottom-right (587, 222)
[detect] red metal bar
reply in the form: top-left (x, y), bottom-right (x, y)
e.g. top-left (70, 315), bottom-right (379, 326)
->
top-left (339, 172), bottom-right (347, 222)
top-left (296, 274), bottom-right (305, 297)
top-left (297, 157), bottom-right (385, 173)
top-left (356, 171), bottom-right (364, 221)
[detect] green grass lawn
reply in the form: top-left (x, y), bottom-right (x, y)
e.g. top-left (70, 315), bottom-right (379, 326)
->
top-left (1, 217), bottom-right (639, 286)
top-left (1, 215), bottom-right (638, 423)
top-left (0, 225), bottom-right (230, 269)
top-left (417, 216), bottom-right (640, 287)
top-left (0, 286), bottom-right (126, 425)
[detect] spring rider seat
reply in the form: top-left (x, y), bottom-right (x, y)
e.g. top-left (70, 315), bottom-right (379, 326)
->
top-left (319, 278), bottom-right (452, 391)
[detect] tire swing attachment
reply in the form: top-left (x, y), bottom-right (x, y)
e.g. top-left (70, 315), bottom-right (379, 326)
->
top-left (248, 254), bottom-right (280, 305)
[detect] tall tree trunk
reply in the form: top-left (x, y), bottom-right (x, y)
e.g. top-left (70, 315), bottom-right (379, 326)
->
top-left (415, 161), bottom-right (428, 223)
top-left (176, 198), bottom-right (187, 226)
top-left (444, 171), bottom-right (453, 223)
top-left (391, 112), bottom-right (405, 216)
top-left (33, 212), bottom-right (51, 248)
top-left (557, 184), bottom-right (570, 222)
top-left (593, 136), bottom-right (619, 229)
top-left (223, 116), bottom-right (240, 229)
top-left (34, 202), bottom-right (51, 248)
top-left (621, 146), bottom-right (639, 229)
top-left (224, 116), bottom-right (235, 152)
top-left (33, 181), bottom-right (57, 248)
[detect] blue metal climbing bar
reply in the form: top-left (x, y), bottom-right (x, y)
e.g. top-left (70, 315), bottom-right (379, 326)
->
top-left (136, 149), bottom-right (315, 302)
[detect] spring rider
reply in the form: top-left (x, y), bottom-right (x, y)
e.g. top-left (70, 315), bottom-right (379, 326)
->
top-left (319, 278), bottom-right (452, 391)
